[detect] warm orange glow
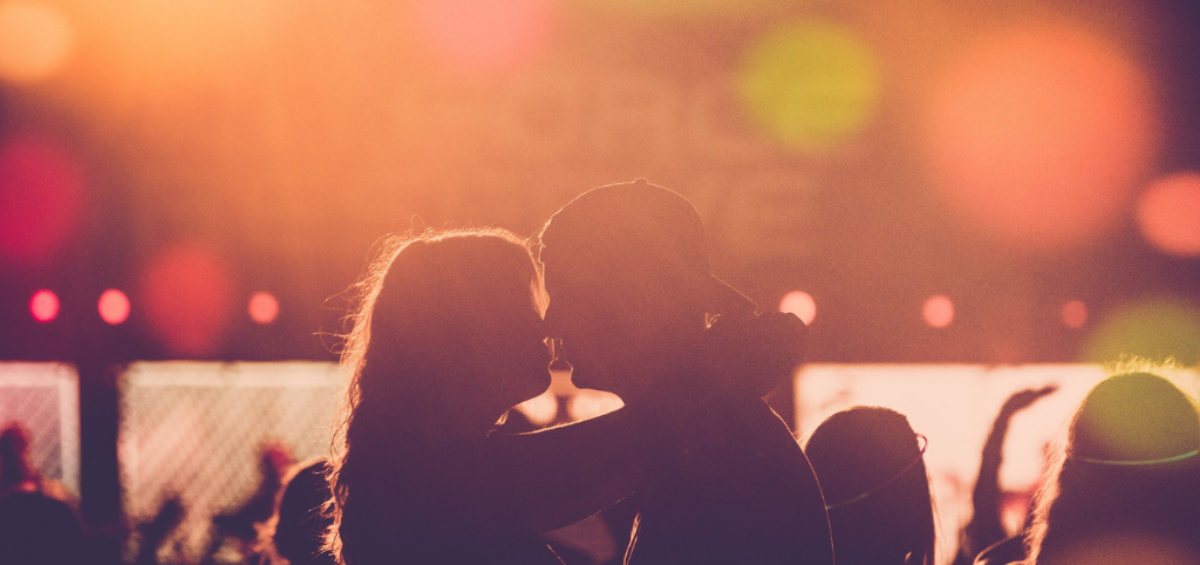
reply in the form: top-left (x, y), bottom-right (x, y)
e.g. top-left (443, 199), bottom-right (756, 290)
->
top-left (98, 289), bottom-right (130, 325)
top-left (923, 295), bottom-right (953, 328)
top-left (1062, 300), bottom-right (1088, 329)
top-left (247, 292), bottom-right (279, 325)
top-left (0, 0), bottom-right (73, 83)
top-left (139, 244), bottom-right (235, 356)
top-left (921, 23), bottom-right (1159, 252)
top-left (779, 290), bottom-right (817, 325)
top-left (513, 391), bottom-right (558, 426)
top-left (1136, 172), bottom-right (1200, 257)
top-left (30, 289), bottom-right (59, 322)
top-left (0, 135), bottom-right (85, 268)
top-left (412, 0), bottom-right (554, 76)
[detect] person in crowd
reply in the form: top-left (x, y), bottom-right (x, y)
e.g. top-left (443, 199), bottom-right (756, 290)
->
top-left (0, 422), bottom-right (72, 502)
top-left (0, 486), bottom-right (85, 565)
top-left (259, 459), bottom-right (335, 565)
top-left (327, 227), bottom-right (806, 565)
top-left (960, 386), bottom-right (1056, 565)
top-left (1020, 371), bottom-right (1200, 565)
top-left (804, 406), bottom-right (935, 565)
top-left (538, 179), bottom-right (832, 565)
top-left (206, 442), bottom-right (293, 562)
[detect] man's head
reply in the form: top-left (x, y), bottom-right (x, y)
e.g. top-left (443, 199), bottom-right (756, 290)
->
top-left (538, 179), bottom-right (753, 400)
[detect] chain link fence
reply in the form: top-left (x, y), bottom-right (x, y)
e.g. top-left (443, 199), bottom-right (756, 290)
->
top-left (118, 361), bottom-right (341, 563)
top-left (0, 362), bottom-right (80, 497)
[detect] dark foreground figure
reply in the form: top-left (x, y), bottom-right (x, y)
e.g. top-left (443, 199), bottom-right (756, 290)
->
top-left (539, 180), bottom-right (833, 565)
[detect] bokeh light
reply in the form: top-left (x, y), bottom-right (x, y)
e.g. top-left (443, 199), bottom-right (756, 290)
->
top-left (1083, 297), bottom-right (1200, 365)
top-left (923, 295), bottom-right (954, 328)
top-left (29, 289), bottom-right (58, 322)
top-left (1062, 300), bottom-right (1088, 329)
top-left (247, 292), bottom-right (279, 325)
top-left (98, 289), bottom-right (130, 325)
top-left (139, 243), bottom-right (235, 357)
top-left (738, 20), bottom-right (879, 151)
top-left (1136, 172), bottom-right (1200, 257)
top-left (0, 135), bottom-right (86, 268)
top-left (779, 290), bottom-right (817, 325)
top-left (412, 0), bottom-right (554, 76)
top-left (921, 23), bottom-right (1159, 252)
top-left (0, 0), bottom-right (74, 83)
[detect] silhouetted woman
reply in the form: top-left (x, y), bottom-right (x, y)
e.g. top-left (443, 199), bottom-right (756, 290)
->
top-left (327, 228), bottom-right (800, 565)
top-left (805, 406), bottom-right (936, 565)
top-left (1021, 371), bottom-right (1200, 565)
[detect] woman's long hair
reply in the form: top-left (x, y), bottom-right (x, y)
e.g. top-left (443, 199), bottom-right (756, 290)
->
top-left (1023, 370), bottom-right (1200, 564)
top-left (805, 406), bottom-right (937, 565)
top-left (324, 228), bottom-right (543, 565)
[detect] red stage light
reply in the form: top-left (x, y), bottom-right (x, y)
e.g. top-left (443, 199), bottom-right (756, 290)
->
top-left (139, 243), bottom-right (234, 356)
top-left (923, 295), bottom-right (954, 328)
top-left (30, 289), bottom-right (59, 322)
top-left (1062, 300), bottom-right (1088, 329)
top-left (248, 292), bottom-right (279, 325)
top-left (98, 289), bottom-right (130, 325)
top-left (1137, 172), bottom-right (1200, 257)
top-left (412, 0), bottom-right (554, 76)
top-left (0, 135), bottom-right (85, 268)
top-left (779, 290), bottom-right (817, 325)
top-left (921, 23), bottom-right (1159, 253)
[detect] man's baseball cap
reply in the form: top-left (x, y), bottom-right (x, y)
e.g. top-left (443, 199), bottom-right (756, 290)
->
top-left (538, 178), bottom-right (757, 316)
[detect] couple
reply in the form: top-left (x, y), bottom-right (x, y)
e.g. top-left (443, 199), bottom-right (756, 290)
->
top-left (327, 180), bottom-right (834, 565)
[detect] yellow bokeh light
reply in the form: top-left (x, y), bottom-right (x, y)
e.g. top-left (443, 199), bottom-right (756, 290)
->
top-left (0, 0), bottom-right (74, 83)
top-left (737, 20), bottom-right (879, 151)
top-left (1083, 298), bottom-right (1200, 365)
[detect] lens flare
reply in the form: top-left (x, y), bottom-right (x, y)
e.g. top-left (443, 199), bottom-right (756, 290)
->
top-left (921, 23), bottom-right (1159, 252)
top-left (30, 289), bottom-right (59, 322)
top-left (1083, 298), bottom-right (1200, 365)
top-left (738, 20), bottom-right (879, 151)
top-left (1062, 300), bottom-right (1088, 329)
top-left (0, 0), bottom-right (74, 83)
top-left (98, 289), bottom-right (130, 325)
top-left (139, 243), bottom-right (235, 357)
top-left (0, 135), bottom-right (85, 268)
top-left (779, 291), bottom-right (817, 325)
top-left (1136, 172), bottom-right (1200, 257)
top-left (248, 292), bottom-right (279, 325)
top-left (923, 295), bottom-right (954, 328)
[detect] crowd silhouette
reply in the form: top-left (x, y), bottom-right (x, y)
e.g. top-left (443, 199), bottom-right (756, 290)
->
top-left (2, 181), bottom-right (1199, 565)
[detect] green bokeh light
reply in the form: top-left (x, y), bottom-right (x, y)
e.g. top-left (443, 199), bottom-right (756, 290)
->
top-left (737, 20), bottom-right (880, 151)
top-left (1083, 298), bottom-right (1200, 365)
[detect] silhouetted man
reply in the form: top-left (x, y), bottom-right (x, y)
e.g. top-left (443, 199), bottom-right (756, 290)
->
top-left (539, 179), bottom-right (834, 565)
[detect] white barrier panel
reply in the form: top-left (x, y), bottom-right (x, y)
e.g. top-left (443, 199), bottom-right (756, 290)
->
top-left (794, 364), bottom-right (1200, 564)
top-left (118, 361), bottom-right (340, 561)
top-left (0, 362), bottom-right (80, 498)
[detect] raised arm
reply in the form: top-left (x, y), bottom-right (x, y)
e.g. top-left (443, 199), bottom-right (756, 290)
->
top-left (957, 386), bottom-right (1056, 563)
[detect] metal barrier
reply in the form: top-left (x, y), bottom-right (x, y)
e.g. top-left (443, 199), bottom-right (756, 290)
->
top-left (118, 361), bottom-right (340, 563)
top-left (0, 362), bottom-right (80, 497)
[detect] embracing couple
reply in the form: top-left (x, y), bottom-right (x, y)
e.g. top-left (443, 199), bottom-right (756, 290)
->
top-left (326, 180), bottom-right (834, 565)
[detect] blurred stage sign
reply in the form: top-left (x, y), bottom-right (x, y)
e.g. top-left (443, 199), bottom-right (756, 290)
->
top-left (0, 362), bottom-right (81, 497)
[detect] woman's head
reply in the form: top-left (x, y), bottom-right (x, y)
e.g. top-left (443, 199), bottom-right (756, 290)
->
top-left (1025, 371), bottom-right (1200, 564)
top-left (805, 406), bottom-right (935, 565)
top-left (342, 228), bottom-right (550, 436)
top-left (328, 229), bottom-right (551, 563)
